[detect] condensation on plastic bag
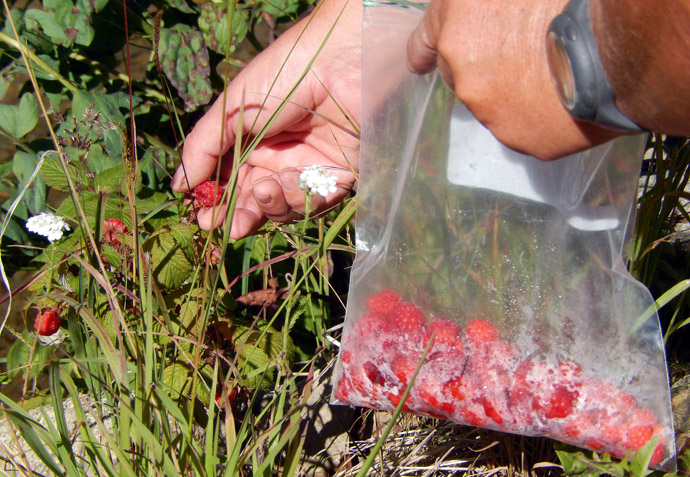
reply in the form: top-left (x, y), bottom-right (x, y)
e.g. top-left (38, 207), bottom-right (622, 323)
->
top-left (332, 1), bottom-right (676, 470)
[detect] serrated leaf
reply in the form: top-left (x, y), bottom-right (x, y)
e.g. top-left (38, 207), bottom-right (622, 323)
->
top-left (158, 25), bottom-right (212, 111)
top-left (39, 149), bottom-right (90, 192)
top-left (230, 321), bottom-right (294, 389)
top-left (55, 192), bottom-right (131, 231)
top-left (145, 227), bottom-right (194, 290)
top-left (101, 243), bottom-right (123, 267)
top-left (0, 92), bottom-right (38, 138)
top-left (161, 363), bottom-right (193, 403)
top-left (94, 163), bottom-right (126, 193)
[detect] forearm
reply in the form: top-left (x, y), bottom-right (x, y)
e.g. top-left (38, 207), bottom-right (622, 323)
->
top-left (592, 1), bottom-right (690, 134)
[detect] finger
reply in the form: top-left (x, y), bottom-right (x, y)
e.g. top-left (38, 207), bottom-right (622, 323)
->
top-left (171, 99), bottom-right (236, 192)
top-left (196, 202), bottom-right (230, 231)
top-left (406, 0), bottom-right (443, 74)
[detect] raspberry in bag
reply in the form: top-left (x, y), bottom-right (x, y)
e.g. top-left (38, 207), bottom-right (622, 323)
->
top-left (332, 2), bottom-right (675, 470)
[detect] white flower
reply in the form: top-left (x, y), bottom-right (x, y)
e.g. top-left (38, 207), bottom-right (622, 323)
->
top-left (298, 165), bottom-right (338, 197)
top-left (26, 212), bottom-right (70, 242)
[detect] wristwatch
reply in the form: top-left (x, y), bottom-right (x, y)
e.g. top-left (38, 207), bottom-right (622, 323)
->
top-left (546, 0), bottom-right (646, 132)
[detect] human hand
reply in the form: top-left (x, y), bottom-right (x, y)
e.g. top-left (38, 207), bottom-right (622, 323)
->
top-left (171, 0), bottom-right (361, 238)
top-left (406, 0), bottom-right (621, 161)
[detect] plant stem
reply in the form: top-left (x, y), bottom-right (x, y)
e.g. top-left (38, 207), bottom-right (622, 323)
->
top-left (0, 31), bottom-right (78, 93)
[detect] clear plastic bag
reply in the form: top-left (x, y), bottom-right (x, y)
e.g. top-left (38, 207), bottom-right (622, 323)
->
top-left (332, 1), bottom-right (675, 469)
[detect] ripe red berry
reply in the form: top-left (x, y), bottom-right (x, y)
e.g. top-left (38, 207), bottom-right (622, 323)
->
top-left (625, 424), bottom-right (654, 451)
top-left (391, 302), bottom-right (426, 333)
top-left (429, 317), bottom-right (463, 352)
top-left (103, 218), bottom-right (127, 245)
top-left (194, 181), bottom-right (224, 207)
top-left (391, 354), bottom-right (417, 385)
top-left (482, 399), bottom-right (504, 424)
top-left (34, 309), bottom-right (61, 336)
top-left (465, 319), bottom-right (499, 345)
top-left (355, 312), bottom-right (391, 335)
top-left (544, 385), bottom-right (578, 419)
top-left (366, 290), bottom-right (401, 315)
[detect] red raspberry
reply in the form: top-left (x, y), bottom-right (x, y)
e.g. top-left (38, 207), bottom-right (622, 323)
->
top-left (194, 181), bottom-right (224, 207)
top-left (355, 312), bottom-right (391, 335)
top-left (386, 391), bottom-right (412, 412)
top-left (366, 290), bottom-right (401, 315)
top-left (103, 218), bottom-right (127, 245)
top-left (481, 399), bottom-right (504, 424)
top-left (625, 425), bottom-right (654, 451)
top-left (334, 376), bottom-right (353, 402)
top-left (391, 355), bottom-right (418, 385)
top-left (215, 384), bottom-right (237, 409)
top-left (429, 317), bottom-right (463, 352)
top-left (390, 302), bottom-right (426, 333)
top-left (465, 319), bottom-right (499, 345)
top-left (650, 438), bottom-right (666, 467)
top-left (445, 376), bottom-right (468, 401)
top-left (363, 361), bottom-right (386, 387)
top-left (34, 308), bottom-right (61, 336)
top-left (544, 385), bottom-right (578, 419)
top-left (458, 407), bottom-right (489, 427)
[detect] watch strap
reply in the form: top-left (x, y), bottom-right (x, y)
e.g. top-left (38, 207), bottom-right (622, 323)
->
top-left (550, 0), bottom-right (647, 132)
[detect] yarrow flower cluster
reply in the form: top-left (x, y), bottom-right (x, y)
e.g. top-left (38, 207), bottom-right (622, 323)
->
top-left (26, 212), bottom-right (70, 242)
top-left (298, 165), bottom-right (338, 197)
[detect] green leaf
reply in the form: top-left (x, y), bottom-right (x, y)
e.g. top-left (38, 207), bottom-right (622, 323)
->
top-left (145, 225), bottom-right (195, 290)
top-left (6, 339), bottom-right (30, 381)
top-left (12, 150), bottom-right (48, 215)
top-left (44, 0), bottom-right (96, 46)
top-left (158, 25), bottom-right (212, 112)
top-left (161, 362), bottom-right (193, 403)
top-left (70, 91), bottom-right (125, 156)
top-left (258, 0), bottom-right (307, 18)
top-left (23, 8), bottom-right (69, 44)
top-left (101, 243), bottom-right (123, 268)
top-left (198, 3), bottom-right (249, 55)
top-left (164, 0), bottom-right (195, 14)
top-left (38, 149), bottom-right (90, 192)
top-left (0, 92), bottom-right (38, 138)
top-left (0, 72), bottom-right (12, 100)
top-left (94, 163), bottom-right (126, 193)
top-left (230, 321), bottom-right (295, 389)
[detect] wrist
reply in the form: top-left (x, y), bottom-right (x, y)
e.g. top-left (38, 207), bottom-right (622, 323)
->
top-left (546, 0), bottom-right (645, 132)
top-left (592, 0), bottom-right (690, 135)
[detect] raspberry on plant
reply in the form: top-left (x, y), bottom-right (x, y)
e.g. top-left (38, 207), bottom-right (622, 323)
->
top-left (34, 308), bottom-right (61, 336)
top-left (194, 181), bottom-right (224, 207)
top-left (465, 319), bottom-right (499, 345)
top-left (103, 218), bottom-right (127, 245)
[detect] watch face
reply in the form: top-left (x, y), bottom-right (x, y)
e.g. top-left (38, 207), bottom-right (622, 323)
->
top-left (546, 31), bottom-right (576, 111)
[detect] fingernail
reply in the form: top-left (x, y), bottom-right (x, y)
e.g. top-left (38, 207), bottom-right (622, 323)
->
top-left (278, 171), bottom-right (298, 191)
